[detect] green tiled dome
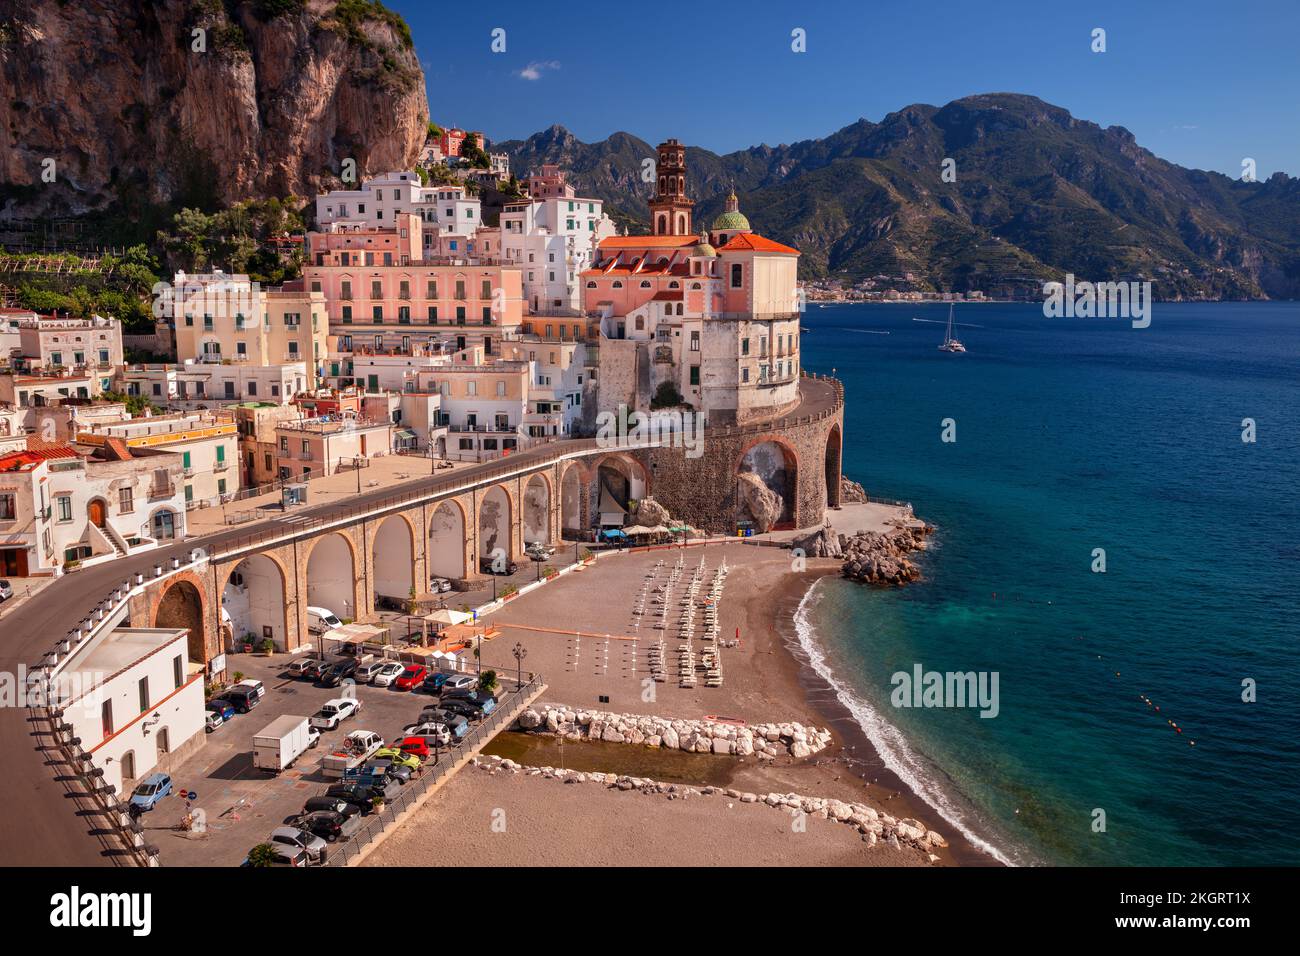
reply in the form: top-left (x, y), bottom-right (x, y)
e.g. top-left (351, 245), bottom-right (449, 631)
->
top-left (711, 210), bottom-right (750, 231)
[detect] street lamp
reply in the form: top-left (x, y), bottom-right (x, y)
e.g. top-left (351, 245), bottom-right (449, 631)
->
top-left (529, 551), bottom-right (544, 582)
top-left (512, 642), bottom-right (527, 691)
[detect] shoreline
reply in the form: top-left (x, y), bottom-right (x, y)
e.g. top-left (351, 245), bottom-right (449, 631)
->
top-left (768, 567), bottom-right (1005, 867)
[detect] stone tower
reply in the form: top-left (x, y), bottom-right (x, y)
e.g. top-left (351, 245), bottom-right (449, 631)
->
top-left (650, 139), bottom-right (694, 236)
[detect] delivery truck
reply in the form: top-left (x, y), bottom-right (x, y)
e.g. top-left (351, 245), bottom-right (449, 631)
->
top-left (253, 715), bottom-right (313, 773)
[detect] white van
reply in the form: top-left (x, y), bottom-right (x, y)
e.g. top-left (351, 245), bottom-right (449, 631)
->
top-left (307, 606), bottom-right (343, 635)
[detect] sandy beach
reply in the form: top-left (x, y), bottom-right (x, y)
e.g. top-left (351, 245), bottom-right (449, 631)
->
top-left (367, 508), bottom-right (996, 867)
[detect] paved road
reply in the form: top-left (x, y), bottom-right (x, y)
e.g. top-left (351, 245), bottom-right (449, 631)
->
top-left (0, 377), bottom-right (840, 865)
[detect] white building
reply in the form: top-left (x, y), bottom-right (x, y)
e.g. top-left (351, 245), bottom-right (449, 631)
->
top-left (119, 362), bottom-right (308, 408)
top-left (0, 440), bottom-right (187, 578)
top-left (57, 625), bottom-right (206, 797)
top-left (314, 171), bottom-right (484, 257)
top-left (501, 166), bottom-right (615, 313)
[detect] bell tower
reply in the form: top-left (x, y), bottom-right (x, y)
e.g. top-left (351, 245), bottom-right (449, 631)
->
top-left (649, 139), bottom-right (694, 236)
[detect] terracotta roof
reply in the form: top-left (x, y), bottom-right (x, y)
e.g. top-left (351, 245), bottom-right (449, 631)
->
top-left (717, 233), bottom-right (800, 255)
top-left (0, 443), bottom-right (79, 473)
top-left (598, 235), bottom-right (699, 249)
top-left (650, 291), bottom-right (684, 301)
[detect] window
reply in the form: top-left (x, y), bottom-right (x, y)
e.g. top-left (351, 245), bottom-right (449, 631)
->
top-left (690, 365), bottom-right (700, 386)
top-left (690, 331), bottom-right (700, 352)
top-left (118, 487), bottom-right (133, 514)
top-left (341, 280), bottom-right (352, 300)
top-left (455, 280), bottom-right (466, 299)
top-left (138, 676), bottom-right (150, 714)
top-left (467, 381), bottom-right (477, 396)
top-left (731, 263), bottom-right (743, 288)
top-left (101, 699), bottom-right (113, 738)
top-left (742, 367), bottom-right (750, 383)
top-left (481, 279), bottom-right (492, 299)
top-left (496, 380), bottom-right (506, 397)
top-left (371, 280), bottom-right (383, 299)
top-left (57, 496), bottom-right (73, 522)
top-left (173, 654), bottom-right (184, 690)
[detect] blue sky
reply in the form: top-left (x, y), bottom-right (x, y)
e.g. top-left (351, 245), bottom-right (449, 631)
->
top-left (390, 0), bottom-right (1299, 178)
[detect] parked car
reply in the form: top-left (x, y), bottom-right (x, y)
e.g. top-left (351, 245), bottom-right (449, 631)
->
top-left (479, 556), bottom-right (518, 576)
top-left (430, 576), bottom-right (453, 593)
top-left (398, 736), bottom-right (436, 760)
top-left (294, 809), bottom-right (363, 844)
top-left (444, 690), bottom-right (497, 716)
top-left (302, 658), bottom-right (333, 680)
top-left (369, 662), bottom-right (405, 687)
top-left (205, 711), bottom-right (224, 733)
top-left (206, 699), bottom-right (236, 721)
top-left (219, 685), bottom-right (260, 713)
top-left (373, 747), bottom-right (421, 771)
top-left (525, 542), bottom-right (555, 559)
top-left (356, 660), bottom-right (392, 684)
top-left (437, 698), bottom-right (487, 721)
top-left (324, 783), bottom-right (380, 814)
top-left (419, 672), bottom-right (450, 695)
top-left (318, 659), bottom-right (360, 688)
top-left (302, 796), bottom-right (360, 817)
top-left (236, 678), bottom-right (266, 701)
top-left (129, 773), bottom-right (173, 811)
top-left (440, 674), bottom-right (477, 694)
top-left (288, 657), bottom-right (326, 678)
top-left (354, 762), bottom-right (409, 792)
top-left (309, 697), bottom-right (361, 730)
top-left (270, 825), bottom-right (328, 864)
top-left (0, 579), bottom-right (12, 602)
top-left (306, 726), bottom-right (321, 749)
top-left (417, 711), bottom-right (469, 739)
top-left (393, 664), bottom-right (428, 691)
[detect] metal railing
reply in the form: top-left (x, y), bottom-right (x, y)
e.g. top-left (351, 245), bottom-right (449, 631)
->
top-left (321, 673), bottom-right (542, 866)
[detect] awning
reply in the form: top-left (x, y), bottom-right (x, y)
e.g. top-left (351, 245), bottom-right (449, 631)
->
top-left (601, 529), bottom-right (627, 539)
top-left (394, 428), bottom-right (418, 441)
top-left (424, 608), bottom-right (471, 626)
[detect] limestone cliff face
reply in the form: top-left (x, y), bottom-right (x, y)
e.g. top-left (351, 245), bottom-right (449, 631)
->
top-left (0, 0), bottom-right (429, 216)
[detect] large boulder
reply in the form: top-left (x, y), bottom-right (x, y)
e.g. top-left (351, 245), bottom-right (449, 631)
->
top-left (735, 472), bottom-right (783, 533)
top-left (840, 477), bottom-right (869, 503)
top-left (518, 709), bottom-right (543, 730)
top-left (633, 497), bottom-right (672, 527)
top-left (791, 526), bottom-right (844, 559)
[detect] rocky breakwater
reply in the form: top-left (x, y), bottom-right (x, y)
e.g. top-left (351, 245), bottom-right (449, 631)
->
top-left (517, 706), bottom-right (832, 760)
top-left (790, 522), bottom-right (932, 587)
top-left (473, 756), bottom-right (949, 858)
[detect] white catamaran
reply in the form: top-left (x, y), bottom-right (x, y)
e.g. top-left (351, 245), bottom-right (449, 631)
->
top-left (938, 303), bottom-right (966, 352)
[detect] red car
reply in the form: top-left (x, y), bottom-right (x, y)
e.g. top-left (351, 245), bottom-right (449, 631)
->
top-left (393, 664), bottom-right (428, 691)
top-left (398, 736), bottom-right (432, 760)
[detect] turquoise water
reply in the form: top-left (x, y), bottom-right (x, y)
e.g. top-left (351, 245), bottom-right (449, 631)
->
top-left (798, 301), bottom-right (1300, 866)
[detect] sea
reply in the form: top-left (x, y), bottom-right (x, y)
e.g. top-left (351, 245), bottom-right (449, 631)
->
top-left (795, 301), bottom-right (1300, 867)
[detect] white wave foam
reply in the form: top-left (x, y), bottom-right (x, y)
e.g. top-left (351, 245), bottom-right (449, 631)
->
top-left (792, 580), bottom-right (1017, 866)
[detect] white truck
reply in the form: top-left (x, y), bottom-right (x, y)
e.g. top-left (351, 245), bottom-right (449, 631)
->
top-left (322, 730), bottom-right (386, 779)
top-left (253, 715), bottom-right (314, 773)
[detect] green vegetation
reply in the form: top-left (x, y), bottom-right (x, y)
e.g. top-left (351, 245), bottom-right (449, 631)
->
top-left (155, 197), bottom-right (304, 283)
top-left (459, 133), bottom-right (491, 170)
top-left (329, 0), bottom-right (413, 50)
top-left (100, 390), bottom-right (162, 418)
top-left (426, 121), bottom-right (443, 140)
top-left (251, 0), bottom-right (306, 19)
top-left (245, 843), bottom-right (278, 867)
top-left (0, 246), bottom-right (161, 332)
top-left (479, 669), bottom-right (500, 695)
top-left (650, 381), bottom-right (685, 409)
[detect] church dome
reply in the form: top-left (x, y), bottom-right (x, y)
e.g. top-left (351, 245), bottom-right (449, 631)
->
top-left (711, 189), bottom-right (750, 231)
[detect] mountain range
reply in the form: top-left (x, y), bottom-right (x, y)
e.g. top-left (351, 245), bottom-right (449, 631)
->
top-left (498, 94), bottom-right (1300, 299)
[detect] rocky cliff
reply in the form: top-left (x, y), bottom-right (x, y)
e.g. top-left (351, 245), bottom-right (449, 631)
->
top-left (0, 0), bottom-right (428, 217)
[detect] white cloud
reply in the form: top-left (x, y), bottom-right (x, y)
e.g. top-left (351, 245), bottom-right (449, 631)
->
top-left (518, 60), bottom-right (561, 81)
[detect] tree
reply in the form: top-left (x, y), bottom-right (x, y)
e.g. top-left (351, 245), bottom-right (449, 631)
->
top-left (651, 381), bottom-right (685, 409)
top-left (246, 842), bottom-right (278, 867)
top-left (479, 669), bottom-right (500, 695)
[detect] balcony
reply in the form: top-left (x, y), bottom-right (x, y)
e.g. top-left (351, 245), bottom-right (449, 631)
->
top-left (213, 460), bottom-right (229, 472)
top-left (148, 483), bottom-right (175, 501)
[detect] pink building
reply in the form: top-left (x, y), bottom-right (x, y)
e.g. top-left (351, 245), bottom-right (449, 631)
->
top-left (303, 214), bottom-right (524, 356)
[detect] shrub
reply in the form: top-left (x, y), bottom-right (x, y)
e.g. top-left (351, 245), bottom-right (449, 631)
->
top-left (246, 842), bottom-right (278, 867)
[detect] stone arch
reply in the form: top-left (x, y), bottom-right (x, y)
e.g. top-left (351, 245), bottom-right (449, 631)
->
top-left (147, 505), bottom-right (181, 541)
top-left (372, 513), bottom-right (416, 607)
top-left (825, 422), bottom-right (842, 509)
top-left (219, 552), bottom-right (290, 650)
top-left (478, 484), bottom-right (513, 563)
top-left (428, 499), bottom-right (467, 580)
top-left (734, 436), bottom-right (800, 531)
top-left (305, 532), bottom-right (359, 621)
top-left (522, 473), bottom-right (550, 545)
top-left (591, 453), bottom-right (648, 528)
top-left (560, 463), bottom-right (583, 534)
top-left (153, 577), bottom-right (207, 667)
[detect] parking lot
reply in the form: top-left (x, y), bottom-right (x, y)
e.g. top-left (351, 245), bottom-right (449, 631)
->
top-left (144, 653), bottom-right (488, 866)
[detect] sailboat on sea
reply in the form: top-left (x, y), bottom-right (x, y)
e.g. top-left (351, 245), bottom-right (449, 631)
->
top-left (938, 303), bottom-right (966, 353)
